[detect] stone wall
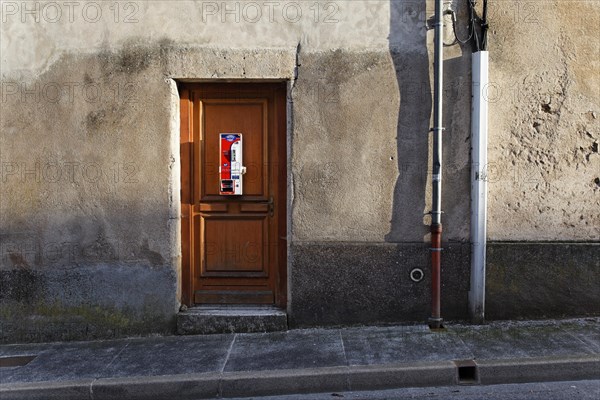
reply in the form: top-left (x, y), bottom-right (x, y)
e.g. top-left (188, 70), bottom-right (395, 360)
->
top-left (0, 1), bottom-right (598, 341)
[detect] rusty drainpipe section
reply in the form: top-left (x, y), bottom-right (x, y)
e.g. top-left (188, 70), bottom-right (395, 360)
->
top-left (429, 0), bottom-right (445, 330)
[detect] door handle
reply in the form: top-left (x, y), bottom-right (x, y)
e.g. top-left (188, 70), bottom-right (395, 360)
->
top-left (268, 196), bottom-right (274, 217)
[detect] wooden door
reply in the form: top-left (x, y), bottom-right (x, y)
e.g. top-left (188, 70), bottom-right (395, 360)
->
top-left (180, 83), bottom-right (287, 307)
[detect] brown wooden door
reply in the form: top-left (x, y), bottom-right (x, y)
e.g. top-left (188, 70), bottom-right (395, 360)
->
top-left (180, 83), bottom-right (287, 307)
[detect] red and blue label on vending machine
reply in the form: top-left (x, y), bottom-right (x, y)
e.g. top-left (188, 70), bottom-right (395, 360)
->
top-left (219, 133), bottom-right (244, 195)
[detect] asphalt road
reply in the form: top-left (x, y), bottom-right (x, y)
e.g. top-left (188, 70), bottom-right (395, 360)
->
top-left (226, 380), bottom-right (600, 400)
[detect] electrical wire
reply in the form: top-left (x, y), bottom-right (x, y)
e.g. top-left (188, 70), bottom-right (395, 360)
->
top-left (444, 10), bottom-right (459, 47)
top-left (450, 2), bottom-right (474, 46)
top-left (449, 0), bottom-right (489, 52)
top-left (481, 0), bottom-right (489, 50)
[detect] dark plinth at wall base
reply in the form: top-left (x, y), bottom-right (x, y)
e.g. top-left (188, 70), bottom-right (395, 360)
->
top-left (2, 242), bottom-right (597, 342)
top-left (289, 241), bottom-right (600, 328)
top-left (289, 242), bottom-right (471, 328)
top-left (0, 264), bottom-right (178, 343)
top-left (486, 242), bottom-right (600, 320)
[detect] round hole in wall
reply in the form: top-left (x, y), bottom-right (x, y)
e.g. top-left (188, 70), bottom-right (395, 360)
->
top-left (410, 268), bottom-right (424, 283)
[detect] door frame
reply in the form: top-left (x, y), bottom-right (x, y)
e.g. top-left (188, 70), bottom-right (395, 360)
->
top-left (178, 81), bottom-right (288, 309)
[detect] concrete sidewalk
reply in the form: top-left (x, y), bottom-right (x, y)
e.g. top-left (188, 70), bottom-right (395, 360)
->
top-left (0, 318), bottom-right (598, 400)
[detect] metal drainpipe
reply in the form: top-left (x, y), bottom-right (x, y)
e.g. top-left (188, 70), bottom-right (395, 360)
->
top-left (429, 0), bottom-right (445, 329)
top-left (469, 50), bottom-right (488, 324)
top-left (469, 0), bottom-right (490, 324)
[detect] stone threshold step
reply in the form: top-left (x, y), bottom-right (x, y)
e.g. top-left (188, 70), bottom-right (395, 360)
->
top-left (177, 305), bottom-right (288, 335)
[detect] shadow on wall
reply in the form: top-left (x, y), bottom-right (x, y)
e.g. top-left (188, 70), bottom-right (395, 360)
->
top-left (386, 0), bottom-right (472, 243)
top-left (386, 0), bottom-right (431, 243)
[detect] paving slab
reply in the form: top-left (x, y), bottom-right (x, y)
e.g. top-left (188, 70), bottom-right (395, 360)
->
top-left (341, 325), bottom-right (473, 365)
top-left (0, 318), bottom-right (598, 400)
top-left (102, 334), bottom-right (234, 378)
top-left (557, 319), bottom-right (600, 353)
top-left (223, 329), bottom-right (346, 372)
top-left (0, 340), bottom-right (127, 384)
top-left (450, 320), bottom-right (598, 360)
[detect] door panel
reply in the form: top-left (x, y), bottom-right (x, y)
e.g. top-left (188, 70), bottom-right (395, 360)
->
top-left (180, 83), bottom-right (287, 307)
top-left (202, 216), bottom-right (268, 274)
top-left (200, 100), bottom-right (268, 199)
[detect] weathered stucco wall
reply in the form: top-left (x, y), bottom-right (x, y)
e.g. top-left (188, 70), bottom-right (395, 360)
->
top-left (0, 1), bottom-right (598, 340)
top-left (0, 42), bottom-right (297, 340)
top-left (486, 0), bottom-right (599, 241)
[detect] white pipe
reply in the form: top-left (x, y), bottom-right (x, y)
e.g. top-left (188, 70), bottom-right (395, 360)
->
top-left (469, 50), bottom-right (489, 323)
